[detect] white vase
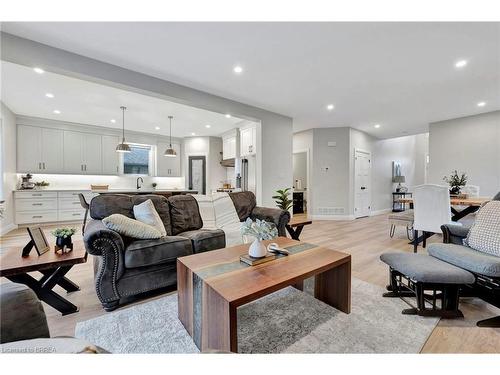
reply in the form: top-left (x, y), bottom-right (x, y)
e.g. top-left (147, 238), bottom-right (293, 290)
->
top-left (248, 238), bottom-right (267, 258)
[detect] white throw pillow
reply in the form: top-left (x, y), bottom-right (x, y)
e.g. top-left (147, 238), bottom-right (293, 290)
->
top-left (133, 199), bottom-right (167, 237)
top-left (465, 201), bottom-right (500, 257)
top-left (103, 214), bottom-right (161, 239)
top-left (193, 194), bottom-right (217, 229)
top-left (213, 192), bottom-right (241, 228)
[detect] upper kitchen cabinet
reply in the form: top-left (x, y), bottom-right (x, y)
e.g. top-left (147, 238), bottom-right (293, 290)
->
top-left (222, 130), bottom-right (237, 160)
top-left (157, 142), bottom-right (181, 177)
top-left (17, 125), bottom-right (64, 173)
top-left (240, 124), bottom-right (257, 157)
top-left (101, 135), bottom-right (120, 175)
top-left (63, 130), bottom-right (102, 174)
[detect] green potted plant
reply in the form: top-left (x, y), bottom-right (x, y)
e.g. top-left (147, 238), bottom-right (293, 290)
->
top-left (241, 218), bottom-right (278, 258)
top-left (51, 227), bottom-right (77, 252)
top-left (272, 188), bottom-right (293, 211)
top-left (34, 180), bottom-right (50, 190)
top-left (443, 170), bottom-right (467, 195)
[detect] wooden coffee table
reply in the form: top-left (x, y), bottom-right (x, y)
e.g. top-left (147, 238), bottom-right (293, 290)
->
top-left (0, 242), bottom-right (87, 315)
top-left (177, 237), bottom-right (351, 352)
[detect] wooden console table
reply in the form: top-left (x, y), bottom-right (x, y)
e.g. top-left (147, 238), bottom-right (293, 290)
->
top-left (0, 242), bottom-right (87, 315)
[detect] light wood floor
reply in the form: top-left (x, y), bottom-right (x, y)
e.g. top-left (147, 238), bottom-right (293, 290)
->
top-left (1, 214), bottom-right (499, 353)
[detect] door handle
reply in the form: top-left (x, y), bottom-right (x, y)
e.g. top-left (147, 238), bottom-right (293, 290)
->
top-left (360, 187), bottom-right (366, 190)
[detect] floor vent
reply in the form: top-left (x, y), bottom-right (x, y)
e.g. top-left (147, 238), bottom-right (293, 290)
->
top-left (317, 207), bottom-right (345, 215)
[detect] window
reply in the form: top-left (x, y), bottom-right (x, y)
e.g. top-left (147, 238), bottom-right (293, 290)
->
top-left (123, 144), bottom-right (152, 175)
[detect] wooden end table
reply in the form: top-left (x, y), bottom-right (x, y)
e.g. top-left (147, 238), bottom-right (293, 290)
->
top-left (177, 237), bottom-right (351, 352)
top-left (0, 242), bottom-right (87, 315)
top-left (286, 216), bottom-right (312, 240)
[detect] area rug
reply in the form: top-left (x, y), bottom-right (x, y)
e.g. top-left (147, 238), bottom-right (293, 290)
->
top-left (75, 278), bottom-right (439, 353)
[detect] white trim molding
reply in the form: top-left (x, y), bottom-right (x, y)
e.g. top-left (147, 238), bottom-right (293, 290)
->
top-left (310, 214), bottom-right (356, 221)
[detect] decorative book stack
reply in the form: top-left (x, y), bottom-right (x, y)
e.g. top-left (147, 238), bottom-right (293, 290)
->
top-left (240, 253), bottom-right (276, 266)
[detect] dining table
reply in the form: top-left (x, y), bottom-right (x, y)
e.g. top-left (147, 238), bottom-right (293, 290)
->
top-left (396, 196), bottom-right (490, 244)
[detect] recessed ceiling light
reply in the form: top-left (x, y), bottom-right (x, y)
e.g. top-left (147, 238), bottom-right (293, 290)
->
top-left (455, 60), bottom-right (468, 68)
top-left (45, 93), bottom-right (54, 98)
top-left (110, 119), bottom-right (116, 123)
top-left (374, 124), bottom-right (381, 128)
top-left (155, 126), bottom-right (161, 130)
top-left (191, 132), bottom-right (196, 136)
top-left (477, 101), bottom-right (486, 107)
top-left (33, 67), bottom-right (45, 74)
top-left (233, 65), bottom-right (243, 74)
top-left (53, 110), bottom-right (61, 114)
top-left (225, 114), bottom-right (231, 118)
top-left (205, 124), bottom-right (211, 128)
top-left (326, 104), bottom-right (334, 111)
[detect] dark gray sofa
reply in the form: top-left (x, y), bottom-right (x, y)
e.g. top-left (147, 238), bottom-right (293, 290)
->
top-left (84, 192), bottom-right (290, 311)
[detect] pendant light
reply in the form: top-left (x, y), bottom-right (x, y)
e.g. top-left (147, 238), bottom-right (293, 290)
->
top-left (164, 115), bottom-right (177, 157)
top-left (116, 106), bottom-right (131, 153)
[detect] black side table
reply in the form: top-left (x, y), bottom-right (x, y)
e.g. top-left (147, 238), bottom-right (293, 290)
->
top-left (392, 192), bottom-right (412, 212)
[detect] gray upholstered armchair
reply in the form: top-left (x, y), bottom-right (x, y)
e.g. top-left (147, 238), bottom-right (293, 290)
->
top-left (430, 223), bottom-right (500, 327)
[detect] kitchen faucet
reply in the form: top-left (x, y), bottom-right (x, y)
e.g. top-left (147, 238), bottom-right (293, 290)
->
top-left (136, 177), bottom-right (144, 190)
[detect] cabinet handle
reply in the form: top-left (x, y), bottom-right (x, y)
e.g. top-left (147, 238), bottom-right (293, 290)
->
top-left (39, 162), bottom-right (42, 170)
top-left (72, 213), bottom-right (81, 216)
top-left (81, 165), bottom-right (83, 171)
top-left (32, 215), bottom-right (43, 219)
top-left (73, 202), bottom-right (80, 205)
top-left (32, 203), bottom-right (43, 206)
top-left (116, 166), bottom-right (119, 173)
top-left (43, 162), bottom-right (46, 170)
top-left (32, 193), bottom-right (42, 197)
top-left (85, 164), bottom-right (87, 171)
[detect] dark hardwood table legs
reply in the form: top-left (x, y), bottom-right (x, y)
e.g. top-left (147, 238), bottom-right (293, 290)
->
top-left (315, 259), bottom-right (351, 313)
top-left (6, 265), bottom-right (80, 315)
top-left (286, 224), bottom-right (304, 240)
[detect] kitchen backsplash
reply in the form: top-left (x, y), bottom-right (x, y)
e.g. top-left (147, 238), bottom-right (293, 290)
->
top-left (16, 174), bottom-right (185, 190)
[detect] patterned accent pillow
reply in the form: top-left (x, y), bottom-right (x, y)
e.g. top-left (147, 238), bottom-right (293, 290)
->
top-left (103, 214), bottom-right (161, 239)
top-left (133, 199), bottom-right (167, 237)
top-left (465, 201), bottom-right (500, 257)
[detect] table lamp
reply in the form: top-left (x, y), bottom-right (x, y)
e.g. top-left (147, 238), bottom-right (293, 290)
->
top-left (393, 175), bottom-right (406, 192)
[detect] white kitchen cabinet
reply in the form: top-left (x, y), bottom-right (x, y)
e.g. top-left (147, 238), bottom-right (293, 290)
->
top-left (101, 135), bottom-right (120, 175)
top-left (17, 125), bottom-right (64, 173)
top-left (222, 134), bottom-right (237, 160)
top-left (63, 131), bottom-right (102, 174)
top-left (157, 142), bottom-right (181, 177)
top-left (240, 125), bottom-right (256, 157)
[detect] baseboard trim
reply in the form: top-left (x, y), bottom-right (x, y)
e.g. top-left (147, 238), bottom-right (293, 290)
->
top-left (310, 214), bottom-right (356, 221)
top-left (370, 208), bottom-right (391, 216)
top-left (0, 223), bottom-right (18, 236)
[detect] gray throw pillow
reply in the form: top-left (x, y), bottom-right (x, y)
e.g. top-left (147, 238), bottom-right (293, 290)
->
top-left (103, 214), bottom-right (161, 239)
top-left (133, 199), bottom-right (167, 237)
top-left (465, 201), bottom-right (500, 257)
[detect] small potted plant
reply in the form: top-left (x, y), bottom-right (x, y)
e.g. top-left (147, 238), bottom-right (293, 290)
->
top-left (52, 227), bottom-right (77, 252)
top-left (443, 170), bottom-right (467, 196)
top-left (152, 182), bottom-right (157, 189)
top-left (241, 218), bottom-right (278, 258)
top-left (272, 188), bottom-right (293, 211)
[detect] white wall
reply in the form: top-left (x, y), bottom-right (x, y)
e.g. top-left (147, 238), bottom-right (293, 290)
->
top-left (429, 111), bottom-right (500, 197)
top-left (372, 133), bottom-right (428, 212)
top-left (294, 127), bottom-right (429, 219)
top-left (1, 102), bottom-right (18, 235)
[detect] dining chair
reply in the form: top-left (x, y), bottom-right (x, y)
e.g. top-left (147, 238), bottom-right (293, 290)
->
top-left (78, 193), bottom-right (90, 235)
top-left (412, 184), bottom-right (459, 253)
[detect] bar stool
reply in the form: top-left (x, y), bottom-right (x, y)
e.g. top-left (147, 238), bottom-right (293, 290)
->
top-left (78, 193), bottom-right (90, 235)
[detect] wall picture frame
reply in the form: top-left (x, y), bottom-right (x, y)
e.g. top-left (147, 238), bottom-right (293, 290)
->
top-left (25, 226), bottom-right (50, 256)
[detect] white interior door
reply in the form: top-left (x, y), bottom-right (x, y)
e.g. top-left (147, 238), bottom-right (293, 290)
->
top-left (354, 149), bottom-right (371, 218)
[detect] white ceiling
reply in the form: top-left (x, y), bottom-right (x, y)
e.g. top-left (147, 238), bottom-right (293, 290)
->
top-left (2, 22), bottom-right (500, 138)
top-left (0, 61), bottom-right (243, 137)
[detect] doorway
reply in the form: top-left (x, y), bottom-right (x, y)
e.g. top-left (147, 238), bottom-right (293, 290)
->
top-left (293, 150), bottom-right (309, 216)
top-left (188, 156), bottom-right (206, 194)
top-left (354, 149), bottom-right (372, 218)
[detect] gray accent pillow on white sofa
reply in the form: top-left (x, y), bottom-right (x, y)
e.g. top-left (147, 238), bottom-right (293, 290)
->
top-left (133, 199), bottom-right (167, 237)
top-left (465, 201), bottom-right (500, 257)
top-left (103, 214), bottom-right (161, 239)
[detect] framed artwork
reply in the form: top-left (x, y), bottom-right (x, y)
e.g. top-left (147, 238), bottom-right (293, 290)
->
top-left (26, 226), bottom-right (50, 256)
top-left (392, 161), bottom-right (402, 180)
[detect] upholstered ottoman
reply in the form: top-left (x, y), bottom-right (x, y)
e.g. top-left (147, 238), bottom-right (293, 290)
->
top-left (380, 253), bottom-right (475, 318)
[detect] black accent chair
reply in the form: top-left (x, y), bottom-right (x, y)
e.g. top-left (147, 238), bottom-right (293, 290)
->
top-left (83, 192), bottom-right (290, 311)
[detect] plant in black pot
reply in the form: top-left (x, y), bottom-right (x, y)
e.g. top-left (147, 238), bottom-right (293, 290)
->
top-left (443, 170), bottom-right (467, 195)
top-left (272, 188), bottom-right (293, 211)
top-left (52, 227), bottom-right (76, 253)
